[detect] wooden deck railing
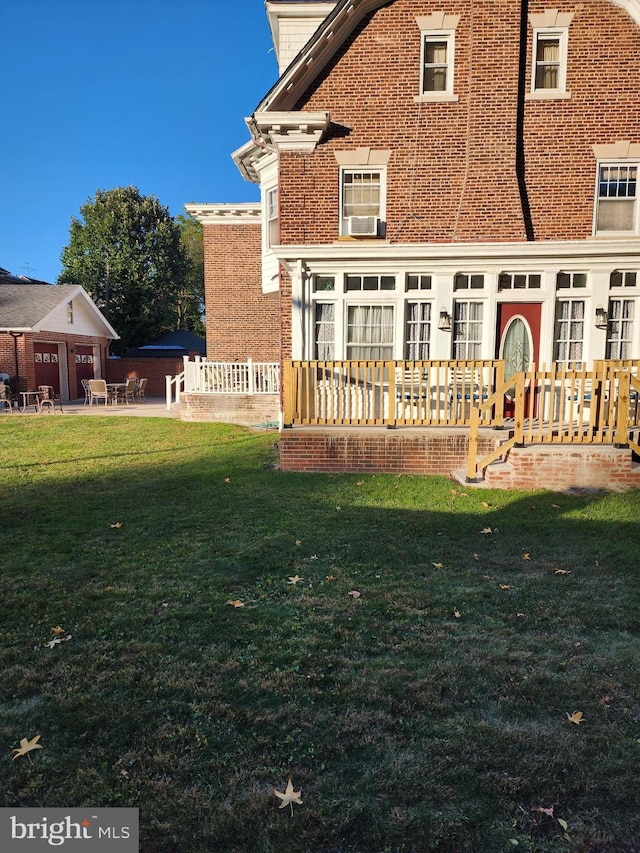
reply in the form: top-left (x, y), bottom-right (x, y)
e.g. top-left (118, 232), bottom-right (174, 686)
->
top-left (283, 360), bottom-right (505, 427)
top-left (467, 362), bottom-right (640, 480)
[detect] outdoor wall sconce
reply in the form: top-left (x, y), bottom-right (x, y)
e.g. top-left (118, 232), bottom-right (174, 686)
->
top-left (595, 306), bottom-right (608, 328)
top-left (438, 309), bottom-right (452, 332)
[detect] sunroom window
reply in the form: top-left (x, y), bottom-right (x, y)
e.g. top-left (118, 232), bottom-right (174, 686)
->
top-left (314, 303), bottom-right (335, 360)
top-left (405, 302), bottom-right (431, 360)
top-left (346, 305), bottom-right (394, 360)
top-left (554, 299), bottom-right (584, 368)
top-left (453, 301), bottom-right (483, 359)
top-left (606, 299), bottom-right (634, 360)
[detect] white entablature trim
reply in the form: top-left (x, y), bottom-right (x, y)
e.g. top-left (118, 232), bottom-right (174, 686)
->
top-left (184, 204), bottom-right (262, 225)
top-left (247, 111), bottom-right (331, 152)
top-left (272, 238), bottom-right (640, 275)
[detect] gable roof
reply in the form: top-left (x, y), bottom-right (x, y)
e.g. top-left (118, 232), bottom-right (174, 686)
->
top-left (256, 0), bottom-right (640, 114)
top-left (0, 282), bottom-right (119, 338)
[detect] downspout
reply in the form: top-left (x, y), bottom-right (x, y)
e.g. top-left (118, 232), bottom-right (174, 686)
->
top-left (517, 0), bottom-right (535, 241)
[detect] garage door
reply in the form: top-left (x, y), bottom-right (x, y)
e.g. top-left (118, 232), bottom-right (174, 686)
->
top-left (34, 343), bottom-right (61, 393)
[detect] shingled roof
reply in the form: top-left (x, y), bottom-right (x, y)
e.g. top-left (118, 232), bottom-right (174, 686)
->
top-left (0, 270), bottom-right (118, 338)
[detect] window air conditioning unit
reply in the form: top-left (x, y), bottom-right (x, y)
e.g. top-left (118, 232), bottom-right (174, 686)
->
top-left (347, 215), bottom-right (379, 237)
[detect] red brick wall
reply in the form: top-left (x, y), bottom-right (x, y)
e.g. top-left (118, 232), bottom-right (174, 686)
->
top-left (279, 427), bottom-right (498, 475)
top-left (203, 223), bottom-right (280, 361)
top-left (278, 0), bottom-right (640, 245)
top-left (0, 332), bottom-right (110, 398)
top-left (105, 357), bottom-right (185, 397)
top-left (485, 445), bottom-right (640, 492)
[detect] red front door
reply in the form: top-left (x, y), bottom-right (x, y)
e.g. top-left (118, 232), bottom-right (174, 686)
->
top-left (34, 343), bottom-right (61, 393)
top-left (496, 303), bottom-right (542, 417)
top-left (74, 346), bottom-right (96, 398)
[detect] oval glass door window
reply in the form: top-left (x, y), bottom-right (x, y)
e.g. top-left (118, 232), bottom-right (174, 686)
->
top-left (500, 316), bottom-right (532, 392)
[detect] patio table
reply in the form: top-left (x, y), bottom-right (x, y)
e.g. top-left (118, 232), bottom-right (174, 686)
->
top-left (20, 390), bottom-right (42, 413)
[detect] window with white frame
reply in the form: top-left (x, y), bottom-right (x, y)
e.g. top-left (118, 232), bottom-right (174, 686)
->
top-left (406, 274), bottom-right (432, 291)
top-left (532, 30), bottom-right (567, 92)
top-left (314, 303), bottom-right (335, 360)
top-left (415, 14), bottom-right (460, 101)
top-left (66, 301), bottom-right (74, 324)
top-left (346, 274), bottom-right (395, 292)
top-left (554, 299), bottom-right (584, 368)
top-left (557, 271), bottom-right (587, 289)
top-left (453, 301), bottom-right (483, 359)
top-left (422, 35), bottom-right (453, 94)
top-left (266, 186), bottom-right (278, 247)
top-left (610, 270), bottom-right (638, 288)
top-left (498, 272), bottom-right (541, 291)
top-left (405, 302), bottom-right (432, 360)
top-left (341, 169), bottom-right (384, 237)
top-left (346, 305), bottom-right (394, 360)
top-left (606, 299), bottom-right (634, 359)
top-left (596, 163), bottom-right (638, 234)
top-left (454, 273), bottom-right (484, 291)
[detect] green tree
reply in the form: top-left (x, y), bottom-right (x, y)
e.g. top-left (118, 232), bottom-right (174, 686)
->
top-left (58, 186), bottom-right (189, 354)
top-left (175, 213), bottom-right (205, 337)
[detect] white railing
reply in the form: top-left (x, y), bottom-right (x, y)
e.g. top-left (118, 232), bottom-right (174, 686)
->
top-left (170, 357), bottom-right (279, 404)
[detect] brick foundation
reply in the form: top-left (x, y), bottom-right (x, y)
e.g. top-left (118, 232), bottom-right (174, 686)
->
top-left (485, 444), bottom-right (640, 492)
top-left (180, 393), bottom-right (279, 427)
top-left (278, 427), bottom-right (498, 475)
top-left (278, 427), bottom-right (640, 491)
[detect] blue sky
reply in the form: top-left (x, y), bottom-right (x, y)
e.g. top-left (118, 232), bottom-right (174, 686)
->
top-left (1, 0), bottom-right (278, 283)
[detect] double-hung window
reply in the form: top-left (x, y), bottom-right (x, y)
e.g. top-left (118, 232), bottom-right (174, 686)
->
top-left (533, 32), bottom-right (565, 91)
top-left (453, 301), bottom-right (483, 359)
top-left (314, 303), bottom-right (335, 360)
top-left (341, 169), bottom-right (383, 237)
top-left (422, 36), bottom-right (451, 94)
top-left (405, 302), bottom-right (431, 360)
top-left (266, 187), bottom-right (278, 247)
top-left (595, 163), bottom-right (638, 234)
top-left (554, 299), bottom-right (584, 368)
top-left (606, 299), bottom-right (634, 359)
top-left (528, 12), bottom-right (572, 98)
top-left (415, 14), bottom-right (459, 102)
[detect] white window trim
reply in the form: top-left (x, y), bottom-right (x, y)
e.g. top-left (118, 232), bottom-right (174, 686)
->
top-left (339, 166), bottom-right (387, 238)
top-left (416, 30), bottom-right (458, 102)
top-left (527, 27), bottom-right (570, 100)
top-left (593, 160), bottom-right (639, 237)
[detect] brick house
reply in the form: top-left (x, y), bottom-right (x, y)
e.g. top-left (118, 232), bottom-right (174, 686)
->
top-left (0, 269), bottom-right (118, 400)
top-left (187, 0), bottom-right (640, 486)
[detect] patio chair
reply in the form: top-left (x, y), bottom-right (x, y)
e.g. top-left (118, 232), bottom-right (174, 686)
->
top-left (135, 378), bottom-right (147, 402)
top-left (37, 385), bottom-right (63, 413)
top-left (88, 379), bottom-right (109, 405)
top-left (81, 378), bottom-right (91, 404)
top-left (122, 377), bottom-right (137, 405)
top-left (0, 382), bottom-right (13, 413)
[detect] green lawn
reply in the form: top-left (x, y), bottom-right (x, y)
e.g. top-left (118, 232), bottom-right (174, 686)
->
top-left (1, 416), bottom-right (639, 853)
